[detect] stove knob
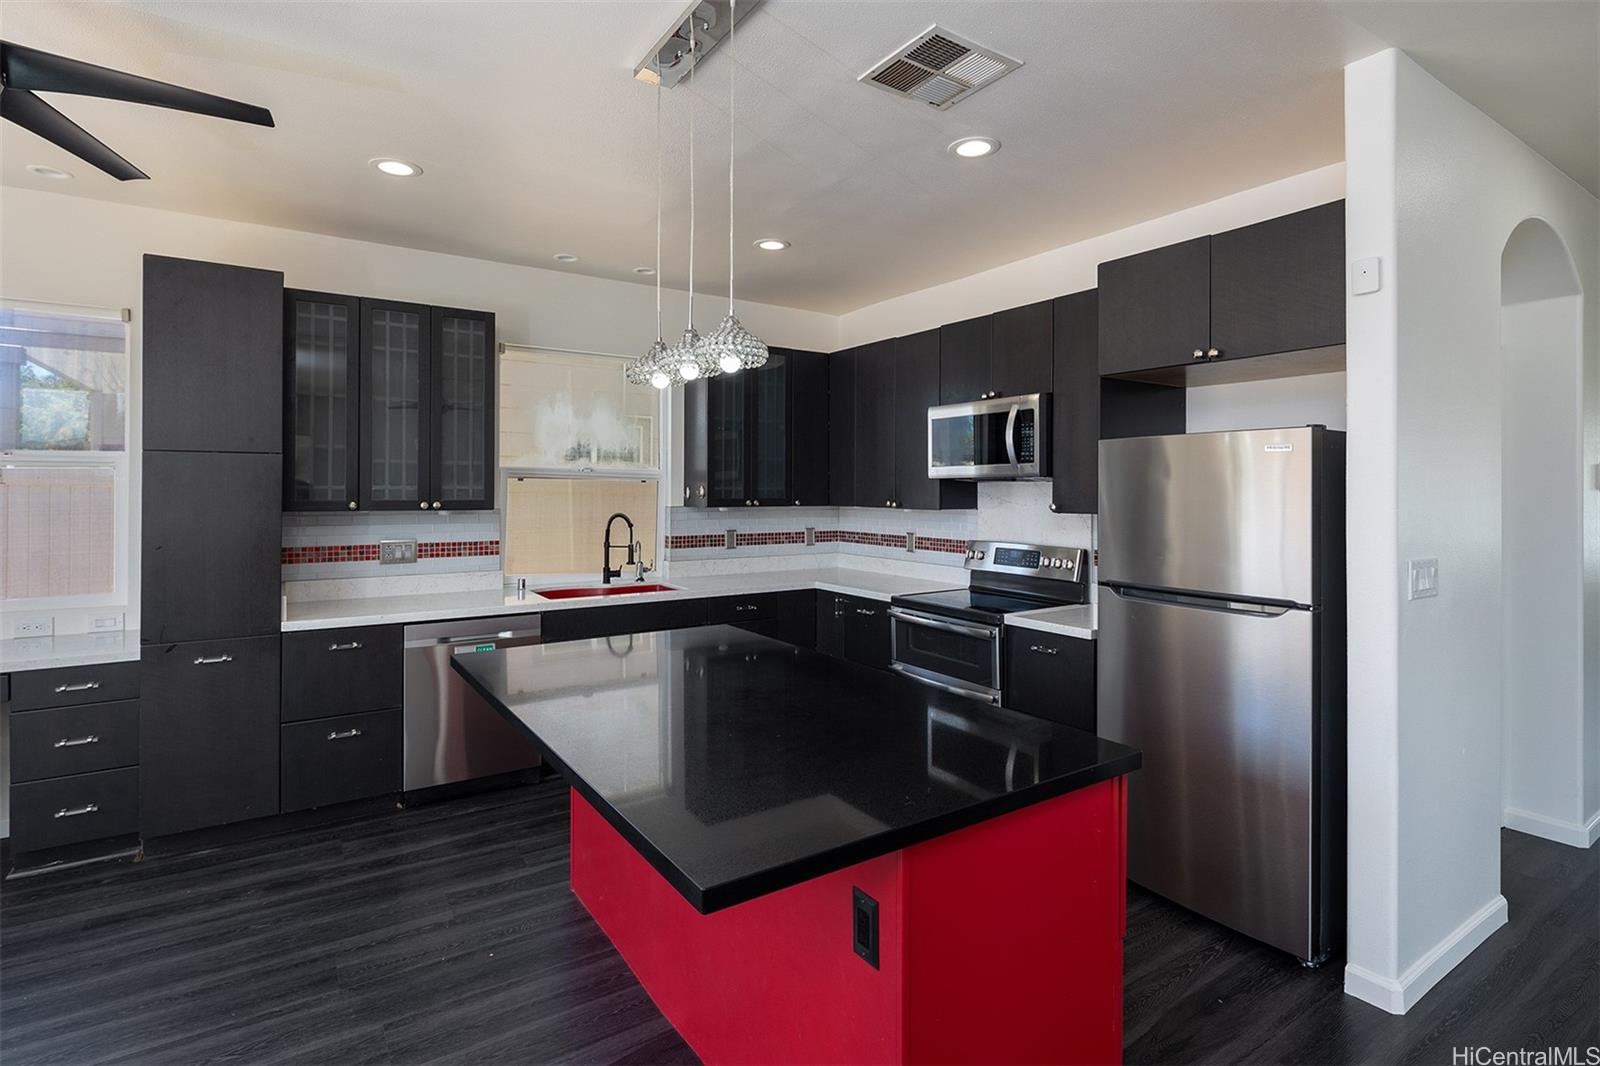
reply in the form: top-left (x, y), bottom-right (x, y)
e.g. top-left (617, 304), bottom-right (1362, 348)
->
top-left (975, 550), bottom-right (985, 561)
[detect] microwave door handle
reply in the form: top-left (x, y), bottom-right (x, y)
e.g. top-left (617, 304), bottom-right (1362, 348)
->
top-left (1004, 403), bottom-right (1020, 469)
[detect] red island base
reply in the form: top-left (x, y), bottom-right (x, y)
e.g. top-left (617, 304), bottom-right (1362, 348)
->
top-left (569, 777), bottom-right (1128, 1066)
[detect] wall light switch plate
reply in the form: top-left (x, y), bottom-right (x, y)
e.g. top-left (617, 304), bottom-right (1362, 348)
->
top-left (725, 529), bottom-right (737, 550)
top-left (379, 538), bottom-right (418, 564)
top-left (1408, 558), bottom-right (1439, 600)
top-left (905, 531), bottom-right (916, 553)
top-left (91, 614), bottom-right (125, 631)
top-left (1352, 256), bottom-right (1382, 295)
top-left (805, 526), bottom-right (816, 546)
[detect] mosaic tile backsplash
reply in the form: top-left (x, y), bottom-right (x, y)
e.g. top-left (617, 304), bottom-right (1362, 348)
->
top-left (281, 511), bottom-right (502, 581)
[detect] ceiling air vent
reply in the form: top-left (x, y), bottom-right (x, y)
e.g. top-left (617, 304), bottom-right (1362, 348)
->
top-left (859, 26), bottom-right (1022, 110)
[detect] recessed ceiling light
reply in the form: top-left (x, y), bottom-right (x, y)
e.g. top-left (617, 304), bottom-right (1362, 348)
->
top-left (553, 253), bottom-right (579, 263)
top-left (633, 266), bottom-right (656, 275)
top-left (754, 238), bottom-right (789, 252)
top-left (948, 137), bottom-right (1000, 159)
top-left (370, 157), bottom-right (421, 177)
top-left (25, 164), bottom-right (72, 180)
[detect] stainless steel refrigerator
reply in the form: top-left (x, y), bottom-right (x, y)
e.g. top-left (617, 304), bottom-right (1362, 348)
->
top-left (1097, 426), bottom-right (1345, 965)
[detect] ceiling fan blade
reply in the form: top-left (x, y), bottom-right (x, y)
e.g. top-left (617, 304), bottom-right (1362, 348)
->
top-left (1, 40), bottom-right (274, 127)
top-left (1, 87), bottom-right (148, 180)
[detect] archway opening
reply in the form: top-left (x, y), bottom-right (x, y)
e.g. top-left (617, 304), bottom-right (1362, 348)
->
top-left (1499, 217), bottom-right (1587, 845)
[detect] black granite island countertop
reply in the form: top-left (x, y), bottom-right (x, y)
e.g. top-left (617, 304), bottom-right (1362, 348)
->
top-left (451, 625), bottom-right (1140, 913)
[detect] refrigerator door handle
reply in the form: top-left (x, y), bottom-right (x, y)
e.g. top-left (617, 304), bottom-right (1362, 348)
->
top-left (1104, 584), bottom-right (1298, 616)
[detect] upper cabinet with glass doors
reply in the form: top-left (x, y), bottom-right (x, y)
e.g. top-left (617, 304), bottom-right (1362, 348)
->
top-left (282, 289), bottom-right (494, 511)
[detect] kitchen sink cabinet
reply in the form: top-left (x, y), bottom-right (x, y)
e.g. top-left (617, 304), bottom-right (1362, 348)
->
top-left (284, 292), bottom-right (494, 512)
top-left (709, 590), bottom-right (816, 649)
top-left (1004, 628), bottom-right (1095, 732)
top-left (1098, 202), bottom-right (1344, 383)
top-left (683, 348), bottom-right (829, 508)
top-left (541, 598), bottom-right (711, 643)
top-left (143, 255), bottom-right (284, 454)
top-left (140, 635), bottom-right (280, 838)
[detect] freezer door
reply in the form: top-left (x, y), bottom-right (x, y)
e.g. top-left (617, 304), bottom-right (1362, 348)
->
top-left (1098, 427), bottom-right (1317, 605)
top-left (1098, 584), bottom-right (1316, 959)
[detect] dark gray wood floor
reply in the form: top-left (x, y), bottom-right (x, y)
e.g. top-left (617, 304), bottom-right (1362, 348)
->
top-left (2, 778), bottom-right (1594, 1065)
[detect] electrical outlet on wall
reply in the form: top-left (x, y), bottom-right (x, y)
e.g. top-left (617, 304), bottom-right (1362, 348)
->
top-left (1408, 558), bottom-right (1439, 600)
top-left (379, 539), bottom-right (418, 565)
top-left (10, 617), bottom-right (53, 639)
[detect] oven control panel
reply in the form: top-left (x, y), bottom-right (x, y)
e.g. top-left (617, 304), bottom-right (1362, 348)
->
top-left (964, 540), bottom-right (1088, 582)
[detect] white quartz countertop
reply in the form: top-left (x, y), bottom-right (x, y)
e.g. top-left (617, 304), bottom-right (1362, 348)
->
top-left (1, 630), bottom-right (143, 674)
top-left (1006, 604), bottom-right (1097, 640)
top-left (280, 568), bottom-right (964, 632)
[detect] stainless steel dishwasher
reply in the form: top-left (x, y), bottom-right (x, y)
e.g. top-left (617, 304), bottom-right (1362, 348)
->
top-left (403, 615), bottom-right (544, 792)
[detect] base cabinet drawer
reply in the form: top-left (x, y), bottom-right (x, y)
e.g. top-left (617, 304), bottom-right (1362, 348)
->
top-left (140, 635), bottom-right (280, 837)
top-left (1003, 629), bottom-right (1096, 732)
top-left (282, 625), bottom-right (402, 722)
top-left (9, 661), bottom-right (139, 711)
top-left (280, 709), bottom-right (401, 813)
top-left (10, 767), bottom-right (140, 852)
top-left (10, 701), bottom-right (140, 783)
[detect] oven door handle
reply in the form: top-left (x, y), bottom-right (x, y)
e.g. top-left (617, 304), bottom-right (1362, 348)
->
top-left (890, 663), bottom-right (1002, 705)
top-left (887, 607), bottom-right (999, 642)
top-left (1004, 403), bottom-right (1020, 469)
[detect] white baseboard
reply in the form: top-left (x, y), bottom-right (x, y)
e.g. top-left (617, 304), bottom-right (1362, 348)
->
top-left (1503, 806), bottom-right (1600, 848)
top-left (1344, 895), bottom-right (1508, 1014)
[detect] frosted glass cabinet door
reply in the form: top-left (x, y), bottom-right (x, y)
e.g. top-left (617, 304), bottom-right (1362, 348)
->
top-left (284, 290), bottom-right (361, 511)
top-left (431, 308), bottom-right (495, 510)
top-left (359, 299), bottom-right (430, 511)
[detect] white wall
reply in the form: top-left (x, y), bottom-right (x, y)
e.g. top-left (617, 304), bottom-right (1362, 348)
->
top-left (1342, 48), bottom-right (1600, 1015)
top-left (0, 186), bottom-right (839, 631)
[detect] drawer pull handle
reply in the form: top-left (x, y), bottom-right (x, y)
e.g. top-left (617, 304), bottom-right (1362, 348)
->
top-left (328, 641), bottom-right (364, 652)
top-left (54, 803), bottom-right (99, 819)
top-left (1029, 644), bottom-right (1058, 656)
top-left (54, 681), bottom-right (101, 694)
top-left (193, 654), bottom-right (233, 665)
top-left (53, 735), bottom-right (101, 748)
top-left (733, 605), bottom-right (758, 613)
top-left (327, 728), bottom-right (363, 741)
top-left (856, 608), bottom-right (878, 616)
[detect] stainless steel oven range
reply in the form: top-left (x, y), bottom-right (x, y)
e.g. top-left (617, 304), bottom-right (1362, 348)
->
top-left (888, 540), bottom-right (1089, 705)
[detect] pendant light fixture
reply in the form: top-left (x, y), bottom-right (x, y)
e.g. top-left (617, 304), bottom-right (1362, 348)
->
top-left (663, 12), bottom-right (719, 385)
top-left (627, 79), bottom-right (674, 389)
top-left (704, 0), bottom-right (769, 376)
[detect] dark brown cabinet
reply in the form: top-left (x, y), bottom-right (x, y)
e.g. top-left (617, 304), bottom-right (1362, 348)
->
top-left (815, 592), bottom-right (892, 671)
top-left (1210, 201), bottom-right (1345, 362)
top-left (991, 300), bottom-right (1055, 398)
top-left (281, 625), bottom-right (403, 723)
top-left (852, 341), bottom-right (897, 508)
top-left (895, 331), bottom-right (976, 511)
top-left (828, 347), bottom-right (856, 507)
top-left (280, 709), bottom-right (401, 813)
top-left (10, 768), bottom-right (140, 853)
top-left (938, 315), bottom-right (993, 403)
top-left (541, 598), bottom-right (710, 643)
top-left (683, 349), bottom-right (828, 508)
top-left (1050, 291), bottom-right (1186, 515)
top-left (708, 590), bottom-right (817, 649)
top-left (283, 290), bottom-right (361, 510)
top-left (1098, 202), bottom-right (1344, 382)
top-left (140, 635), bottom-right (280, 837)
top-left (143, 256), bottom-right (283, 453)
top-left (10, 700), bottom-right (140, 783)
top-left (142, 450), bottom-right (282, 644)
top-left (1003, 629), bottom-right (1095, 732)
top-left (1098, 236), bottom-right (1212, 377)
top-left (285, 293), bottom-right (495, 512)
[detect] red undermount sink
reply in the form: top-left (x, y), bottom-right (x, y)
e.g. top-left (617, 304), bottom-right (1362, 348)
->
top-left (536, 583), bottom-right (679, 600)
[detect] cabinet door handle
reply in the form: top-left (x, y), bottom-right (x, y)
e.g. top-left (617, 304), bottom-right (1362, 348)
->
top-left (433, 501), bottom-right (442, 509)
top-left (420, 501), bottom-right (429, 509)
top-left (1192, 349), bottom-right (1206, 360)
top-left (1029, 644), bottom-right (1058, 656)
top-left (193, 654), bottom-right (233, 665)
top-left (1207, 348), bottom-right (1221, 359)
top-left (855, 608), bottom-right (878, 616)
top-left (733, 604), bottom-right (759, 613)
top-left (348, 501), bottom-right (358, 510)
top-left (53, 680), bottom-right (101, 694)
top-left (53, 735), bottom-right (101, 748)
top-left (328, 641), bottom-right (364, 652)
top-left (327, 728), bottom-right (363, 741)
top-left (54, 803), bottom-right (99, 819)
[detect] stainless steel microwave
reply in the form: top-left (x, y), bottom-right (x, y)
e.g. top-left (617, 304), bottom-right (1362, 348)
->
top-left (927, 393), bottom-right (1049, 480)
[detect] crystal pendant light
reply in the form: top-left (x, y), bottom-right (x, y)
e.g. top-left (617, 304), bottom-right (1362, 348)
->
top-left (665, 13), bottom-right (719, 384)
top-left (704, 0), bottom-right (769, 376)
top-left (627, 80), bottom-right (676, 389)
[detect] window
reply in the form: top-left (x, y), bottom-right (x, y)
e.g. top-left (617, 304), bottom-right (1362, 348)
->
top-left (499, 346), bottom-right (664, 579)
top-left (0, 303), bottom-right (131, 610)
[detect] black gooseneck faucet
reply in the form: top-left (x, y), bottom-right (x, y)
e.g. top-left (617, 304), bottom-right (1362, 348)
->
top-left (601, 513), bottom-right (636, 585)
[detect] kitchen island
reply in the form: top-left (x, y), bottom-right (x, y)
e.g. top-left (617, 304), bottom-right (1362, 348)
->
top-left (452, 625), bottom-right (1139, 1065)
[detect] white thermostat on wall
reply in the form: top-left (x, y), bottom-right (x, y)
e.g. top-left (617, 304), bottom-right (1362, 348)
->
top-left (1351, 256), bottom-right (1382, 295)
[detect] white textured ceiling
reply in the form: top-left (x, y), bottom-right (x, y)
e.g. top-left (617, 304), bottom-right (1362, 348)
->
top-left (1, 1), bottom-right (1594, 313)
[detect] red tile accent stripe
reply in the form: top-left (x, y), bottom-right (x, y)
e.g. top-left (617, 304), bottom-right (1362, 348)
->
top-left (281, 540), bottom-right (500, 566)
top-left (663, 531), bottom-right (968, 554)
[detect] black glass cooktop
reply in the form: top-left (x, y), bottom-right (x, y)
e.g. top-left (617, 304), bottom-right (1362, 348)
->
top-left (891, 587), bottom-right (1064, 625)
